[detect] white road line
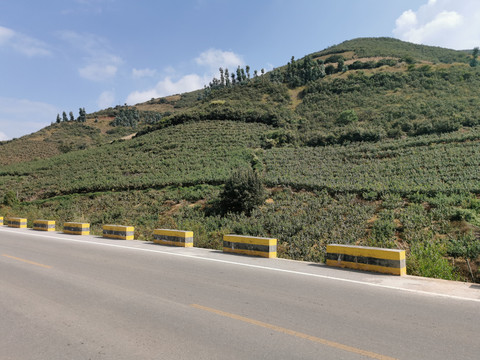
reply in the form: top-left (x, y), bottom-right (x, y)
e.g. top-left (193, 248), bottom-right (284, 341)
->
top-left (1, 227), bottom-right (479, 303)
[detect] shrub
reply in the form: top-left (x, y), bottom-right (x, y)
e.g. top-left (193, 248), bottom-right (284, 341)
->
top-left (368, 210), bottom-right (396, 248)
top-left (408, 241), bottom-right (457, 280)
top-left (325, 64), bottom-right (336, 75)
top-left (447, 232), bottom-right (480, 262)
top-left (219, 168), bottom-right (265, 215)
top-left (3, 190), bottom-right (19, 206)
top-left (261, 129), bottom-right (297, 149)
top-left (381, 193), bottom-right (404, 210)
top-left (337, 110), bottom-right (358, 126)
top-left (325, 54), bottom-right (345, 64)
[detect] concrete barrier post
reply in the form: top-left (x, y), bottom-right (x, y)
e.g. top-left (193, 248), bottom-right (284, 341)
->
top-left (223, 234), bottom-right (277, 258)
top-left (0, 216), bottom-right (3, 225)
top-left (103, 225), bottom-right (134, 240)
top-left (326, 244), bottom-right (406, 276)
top-left (64, 222), bottom-right (90, 235)
top-left (33, 220), bottom-right (56, 232)
top-left (153, 229), bottom-right (193, 247)
top-left (6, 217), bottom-right (27, 228)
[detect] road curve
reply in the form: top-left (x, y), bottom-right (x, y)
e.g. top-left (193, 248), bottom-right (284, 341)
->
top-left (1, 227), bottom-right (480, 360)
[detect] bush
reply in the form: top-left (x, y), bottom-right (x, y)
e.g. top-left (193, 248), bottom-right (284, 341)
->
top-left (325, 54), bottom-right (345, 64)
top-left (219, 168), bottom-right (265, 215)
top-left (337, 110), bottom-right (358, 126)
top-left (261, 129), bottom-right (297, 148)
top-left (447, 232), bottom-right (480, 261)
top-left (3, 190), bottom-right (19, 206)
top-left (367, 210), bottom-right (396, 248)
top-left (381, 193), bottom-right (404, 210)
top-left (408, 240), bottom-right (457, 280)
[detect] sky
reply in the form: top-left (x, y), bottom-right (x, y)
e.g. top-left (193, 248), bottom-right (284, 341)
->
top-left (1, 0), bottom-right (479, 140)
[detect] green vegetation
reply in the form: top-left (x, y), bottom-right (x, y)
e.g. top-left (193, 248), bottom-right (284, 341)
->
top-left (2, 37), bottom-right (480, 282)
top-left (0, 121), bottom-right (270, 198)
top-left (110, 107), bottom-right (140, 128)
top-left (314, 37), bottom-right (470, 64)
top-left (3, 190), bottom-right (19, 207)
top-left (470, 47), bottom-right (479, 67)
top-left (219, 168), bottom-right (265, 215)
top-left (297, 66), bottom-right (480, 145)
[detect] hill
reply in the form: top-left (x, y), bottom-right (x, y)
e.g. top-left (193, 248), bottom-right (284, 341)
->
top-left (313, 37), bottom-right (471, 64)
top-left (0, 93), bottom-right (202, 166)
top-left (2, 37), bottom-right (480, 282)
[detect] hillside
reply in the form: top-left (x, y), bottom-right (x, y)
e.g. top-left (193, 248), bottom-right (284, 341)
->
top-left (0, 114), bottom-right (126, 165)
top-left (0, 93), bottom-right (201, 166)
top-left (2, 37), bottom-right (480, 282)
top-left (313, 37), bottom-right (471, 63)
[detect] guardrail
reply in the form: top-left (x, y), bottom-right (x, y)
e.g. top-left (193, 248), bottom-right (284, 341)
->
top-left (63, 222), bottom-right (90, 235)
top-left (6, 217), bottom-right (27, 228)
top-left (0, 214), bottom-right (407, 275)
top-left (103, 224), bottom-right (134, 240)
top-left (153, 229), bottom-right (193, 247)
top-left (326, 244), bottom-right (406, 276)
top-left (33, 220), bottom-right (56, 232)
top-left (223, 234), bottom-right (277, 258)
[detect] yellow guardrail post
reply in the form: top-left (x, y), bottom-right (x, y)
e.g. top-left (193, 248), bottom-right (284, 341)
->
top-left (153, 229), bottom-right (193, 247)
top-left (33, 220), bottom-right (56, 232)
top-left (6, 217), bottom-right (27, 228)
top-left (63, 222), bottom-right (90, 235)
top-left (326, 244), bottom-right (406, 276)
top-left (223, 234), bottom-right (277, 258)
top-left (103, 225), bottom-right (135, 240)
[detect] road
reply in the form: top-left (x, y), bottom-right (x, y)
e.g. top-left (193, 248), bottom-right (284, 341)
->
top-left (1, 226), bottom-right (480, 360)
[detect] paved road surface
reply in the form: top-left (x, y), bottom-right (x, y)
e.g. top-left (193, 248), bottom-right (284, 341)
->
top-left (1, 227), bottom-right (480, 359)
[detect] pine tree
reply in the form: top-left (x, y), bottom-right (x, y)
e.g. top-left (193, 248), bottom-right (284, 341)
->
top-left (62, 111), bottom-right (68, 122)
top-left (56, 114), bottom-right (61, 123)
top-left (240, 68), bottom-right (246, 83)
top-left (236, 66), bottom-right (242, 84)
top-left (69, 111), bottom-right (75, 122)
top-left (470, 47), bottom-right (479, 67)
top-left (219, 67), bottom-right (225, 86)
top-left (224, 68), bottom-right (230, 86)
top-left (78, 108), bottom-right (86, 122)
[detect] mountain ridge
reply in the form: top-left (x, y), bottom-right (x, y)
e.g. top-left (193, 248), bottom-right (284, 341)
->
top-left (1, 37), bottom-right (473, 166)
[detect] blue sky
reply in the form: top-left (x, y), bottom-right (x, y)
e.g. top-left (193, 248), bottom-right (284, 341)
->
top-left (1, 0), bottom-right (479, 140)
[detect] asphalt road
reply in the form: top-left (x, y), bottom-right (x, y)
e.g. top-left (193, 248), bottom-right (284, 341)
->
top-left (1, 227), bottom-right (480, 360)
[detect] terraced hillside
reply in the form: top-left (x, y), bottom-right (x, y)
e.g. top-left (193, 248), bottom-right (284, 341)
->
top-left (2, 37), bottom-right (480, 282)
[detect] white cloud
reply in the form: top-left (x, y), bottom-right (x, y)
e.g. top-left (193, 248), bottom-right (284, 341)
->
top-left (126, 74), bottom-right (207, 105)
top-left (395, 10), bottom-right (418, 33)
top-left (0, 97), bottom-right (59, 139)
top-left (79, 62), bottom-right (120, 81)
top-left (0, 25), bottom-right (51, 57)
top-left (132, 68), bottom-right (157, 78)
top-left (126, 48), bottom-right (245, 105)
top-left (0, 131), bottom-right (9, 141)
top-left (393, 0), bottom-right (480, 49)
top-left (195, 48), bottom-right (244, 73)
top-left (0, 26), bottom-right (15, 44)
top-left (264, 63), bottom-right (275, 72)
top-left (97, 90), bottom-right (115, 109)
top-left (59, 31), bottom-right (122, 81)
